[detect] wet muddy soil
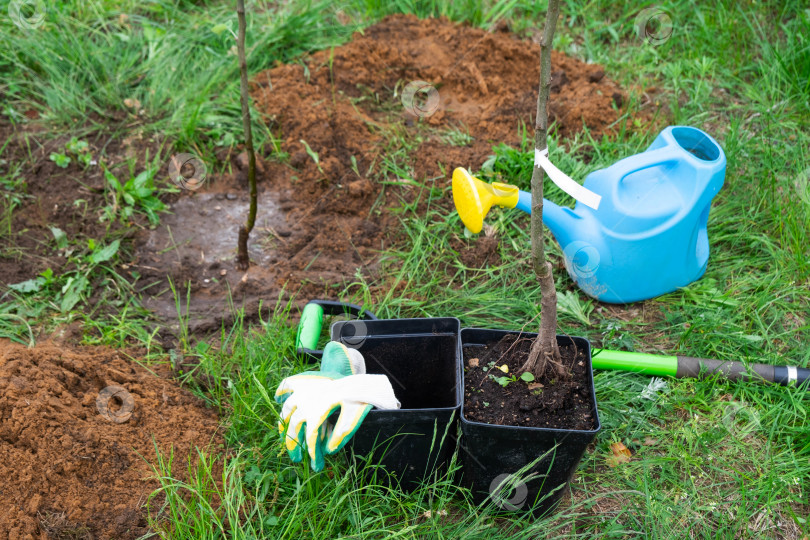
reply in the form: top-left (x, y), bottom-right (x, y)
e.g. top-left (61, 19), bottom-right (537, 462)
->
top-left (135, 14), bottom-right (635, 333)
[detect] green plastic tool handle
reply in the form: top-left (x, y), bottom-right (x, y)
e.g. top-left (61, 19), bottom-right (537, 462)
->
top-left (593, 349), bottom-right (678, 376)
top-left (295, 300), bottom-right (378, 361)
top-left (298, 306), bottom-right (806, 385)
top-left (296, 303), bottom-right (324, 353)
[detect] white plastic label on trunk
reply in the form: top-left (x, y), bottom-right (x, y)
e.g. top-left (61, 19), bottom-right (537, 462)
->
top-left (534, 148), bottom-right (602, 210)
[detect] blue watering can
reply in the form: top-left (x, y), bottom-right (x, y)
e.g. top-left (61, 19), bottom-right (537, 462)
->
top-left (452, 126), bottom-right (726, 303)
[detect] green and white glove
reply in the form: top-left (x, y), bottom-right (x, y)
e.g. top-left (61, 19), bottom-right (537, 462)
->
top-left (275, 341), bottom-right (400, 471)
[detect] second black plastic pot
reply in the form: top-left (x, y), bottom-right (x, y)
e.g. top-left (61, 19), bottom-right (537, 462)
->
top-left (460, 328), bottom-right (601, 516)
top-left (330, 317), bottom-right (461, 490)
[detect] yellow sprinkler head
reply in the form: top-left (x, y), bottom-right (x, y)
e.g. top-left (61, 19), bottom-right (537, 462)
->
top-left (451, 167), bottom-right (520, 233)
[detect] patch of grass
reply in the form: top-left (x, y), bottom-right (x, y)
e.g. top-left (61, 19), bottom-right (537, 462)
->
top-left (0, 0), bottom-right (362, 160)
top-left (0, 231), bottom-right (153, 347)
top-left (0, 134), bottom-right (27, 236)
top-left (439, 124), bottom-right (475, 147)
top-left (348, 0), bottom-right (528, 28)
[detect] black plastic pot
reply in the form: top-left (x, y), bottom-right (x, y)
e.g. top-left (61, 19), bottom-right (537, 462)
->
top-left (460, 328), bottom-right (601, 516)
top-left (330, 317), bottom-right (461, 489)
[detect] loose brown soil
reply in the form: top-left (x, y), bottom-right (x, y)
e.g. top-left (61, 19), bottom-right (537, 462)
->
top-left (1, 14), bottom-right (647, 337)
top-left (452, 234), bottom-right (500, 268)
top-left (463, 334), bottom-right (597, 430)
top-left (0, 339), bottom-right (222, 539)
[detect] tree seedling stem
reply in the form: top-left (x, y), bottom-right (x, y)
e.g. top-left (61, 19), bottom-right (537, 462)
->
top-left (521, 0), bottom-right (568, 381)
top-left (236, 0), bottom-right (257, 271)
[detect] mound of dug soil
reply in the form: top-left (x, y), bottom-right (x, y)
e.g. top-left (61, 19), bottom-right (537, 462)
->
top-left (0, 340), bottom-right (221, 539)
top-left (254, 14), bottom-right (626, 178)
top-left (135, 14), bottom-right (633, 334)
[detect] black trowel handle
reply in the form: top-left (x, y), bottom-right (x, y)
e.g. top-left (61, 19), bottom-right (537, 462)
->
top-left (676, 356), bottom-right (810, 386)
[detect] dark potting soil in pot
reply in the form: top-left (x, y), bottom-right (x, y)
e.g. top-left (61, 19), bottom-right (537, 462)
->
top-left (463, 334), bottom-right (597, 430)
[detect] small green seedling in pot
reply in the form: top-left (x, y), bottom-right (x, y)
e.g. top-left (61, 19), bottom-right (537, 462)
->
top-left (491, 363), bottom-right (511, 385)
top-left (489, 366), bottom-right (536, 388)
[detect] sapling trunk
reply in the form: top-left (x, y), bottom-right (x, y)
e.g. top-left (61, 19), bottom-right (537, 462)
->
top-left (236, 0), bottom-right (257, 271)
top-left (520, 0), bottom-right (567, 380)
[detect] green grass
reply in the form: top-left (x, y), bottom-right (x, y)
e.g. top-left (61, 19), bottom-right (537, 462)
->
top-left (1, 0), bottom-right (808, 538)
top-left (0, 0), bottom-right (363, 157)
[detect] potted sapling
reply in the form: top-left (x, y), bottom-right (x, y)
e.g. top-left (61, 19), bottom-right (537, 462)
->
top-left (457, 0), bottom-right (600, 515)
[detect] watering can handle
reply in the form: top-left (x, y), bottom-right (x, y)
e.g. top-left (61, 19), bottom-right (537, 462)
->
top-left (600, 147), bottom-right (676, 185)
top-left (296, 300), bottom-right (377, 362)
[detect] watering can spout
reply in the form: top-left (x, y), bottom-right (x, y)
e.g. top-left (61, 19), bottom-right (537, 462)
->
top-left (451, 167), bottom-right (578, 242)
top-left (541, 199), bottom-right (579, 247)
top-left (452, 168), bottom-right (520, 233)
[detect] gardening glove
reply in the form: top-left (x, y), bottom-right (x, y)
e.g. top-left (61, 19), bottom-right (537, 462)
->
top-left (275, 341), bottom-right (362, 462)
top-left (275, 341), bottom-right (400, 471)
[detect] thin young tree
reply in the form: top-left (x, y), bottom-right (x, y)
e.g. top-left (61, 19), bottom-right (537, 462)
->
top-left (236, 0), bottom-right (257, 271)
top-left (520, 0), bottom-right (568, 380)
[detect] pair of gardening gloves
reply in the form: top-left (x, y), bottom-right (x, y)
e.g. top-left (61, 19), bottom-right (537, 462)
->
top-left (275, 341), bottom-right (400, 471)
